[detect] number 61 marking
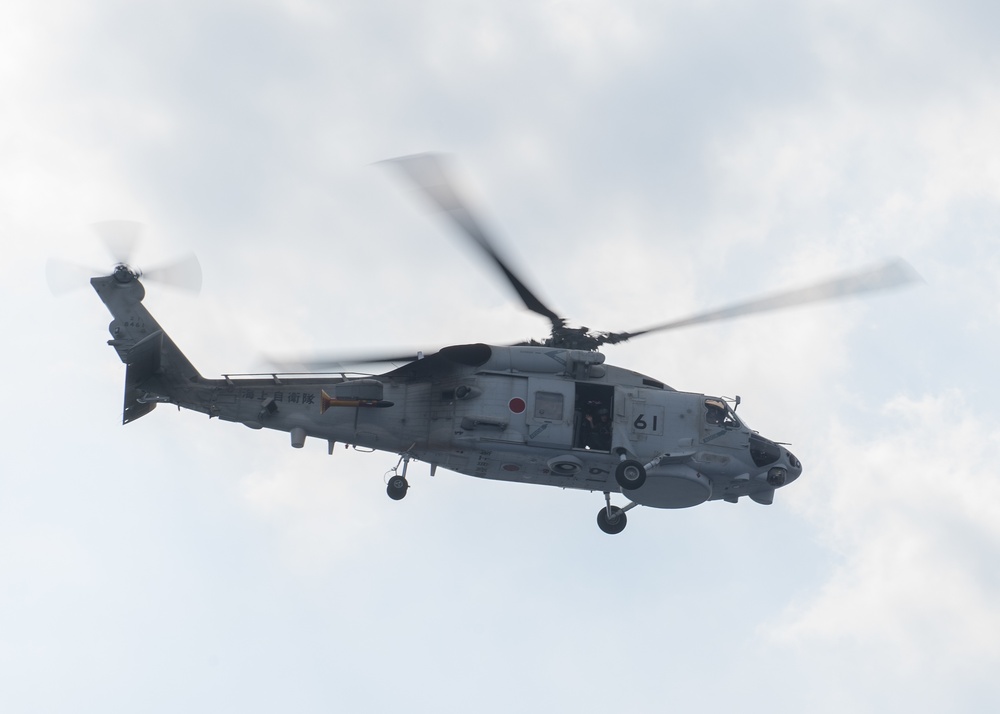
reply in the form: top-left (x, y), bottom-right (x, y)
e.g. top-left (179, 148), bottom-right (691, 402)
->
top-left (633, 414), bottom-right (658, 431)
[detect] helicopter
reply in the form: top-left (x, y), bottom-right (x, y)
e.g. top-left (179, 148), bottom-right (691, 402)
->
top-left (72, 153), bottom-right (918, 534)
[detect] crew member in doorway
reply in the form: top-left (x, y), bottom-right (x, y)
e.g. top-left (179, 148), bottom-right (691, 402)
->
top-left (583, 407), bottom-right (612, 451)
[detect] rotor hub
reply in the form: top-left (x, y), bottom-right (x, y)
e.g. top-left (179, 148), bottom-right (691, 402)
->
top-left (112, 264), bottom-right (139, 283)
top-left (544, 327), bottom-right (602, 351)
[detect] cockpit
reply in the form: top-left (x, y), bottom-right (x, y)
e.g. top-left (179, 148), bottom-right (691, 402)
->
top-left (704, 397), bottom-right (741, 428)
top-left (698, 395), bottom-right (804, 498)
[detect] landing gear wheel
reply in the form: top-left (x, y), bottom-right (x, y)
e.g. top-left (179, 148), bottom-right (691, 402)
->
top-left (387, 475), bottom-right (409, 501)
top-left (615, 459), bottom-right (647, 490)
top-left (597, 505), bottom-right (627, 535)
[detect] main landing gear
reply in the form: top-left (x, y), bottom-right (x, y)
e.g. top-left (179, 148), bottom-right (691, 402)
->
top-left (597, 491), bottom-right (638, 535)
top-left (613, 451), bottom-right (670, 491)
top-left (615, 458), bottom-right (646, 490)
top-left (386, 453), bottom-right (410, 501)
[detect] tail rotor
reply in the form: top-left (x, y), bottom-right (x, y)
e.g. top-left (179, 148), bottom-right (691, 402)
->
top-left (46, 221), bottom-right (202, 295)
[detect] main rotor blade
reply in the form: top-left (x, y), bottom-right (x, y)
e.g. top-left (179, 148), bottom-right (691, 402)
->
top-left (266, 351), bottom-right (425, 373)
top-left (603, 258), bottom-right (922, 344)
top-left (93, 220), bottom-right (143, 265)
top-left (142, 253), bottom-right (203, 293)
top-left (382, 153), bottom-right (565, 329)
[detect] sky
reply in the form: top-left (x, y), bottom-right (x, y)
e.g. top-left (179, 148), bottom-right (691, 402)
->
top-left (2, 0), bottom-right (999, 712)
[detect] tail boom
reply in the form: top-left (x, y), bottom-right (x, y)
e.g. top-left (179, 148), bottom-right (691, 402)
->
top-left (92, 273), bottom-right (202, 423)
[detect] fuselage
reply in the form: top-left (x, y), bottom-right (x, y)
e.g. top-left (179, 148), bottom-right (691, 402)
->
top-left (188, 344), bottom-right (802, 509)
top-left (91, 273), bottom-right (801, 512)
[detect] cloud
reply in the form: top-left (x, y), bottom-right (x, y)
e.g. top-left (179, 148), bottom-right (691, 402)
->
top-left (5, 1), bottom-right (1000, 711)
top-left (773, 390), bottom-right (1000, 674)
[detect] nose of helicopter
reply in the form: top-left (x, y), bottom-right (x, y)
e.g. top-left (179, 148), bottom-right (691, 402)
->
top-left (785, 448), bottom-right (803, 483)
top-left (764, 447), bottom-right (802, 488)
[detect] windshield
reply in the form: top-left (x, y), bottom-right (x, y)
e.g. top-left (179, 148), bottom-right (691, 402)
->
top-left (704, 398), bottom-right (741, 428)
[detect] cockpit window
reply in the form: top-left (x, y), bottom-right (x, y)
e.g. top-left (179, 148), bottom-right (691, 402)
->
top-left (704, 398), bottom-right (740, 428)
top-left (749, 433), bottom-right (781, 467)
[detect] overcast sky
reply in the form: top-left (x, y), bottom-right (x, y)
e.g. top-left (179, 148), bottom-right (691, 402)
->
top-left (2, 1), bottom-right (999, 712)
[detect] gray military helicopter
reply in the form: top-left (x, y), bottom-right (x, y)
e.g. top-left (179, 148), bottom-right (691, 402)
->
top-left (71, 154), bottom-right (918, 534)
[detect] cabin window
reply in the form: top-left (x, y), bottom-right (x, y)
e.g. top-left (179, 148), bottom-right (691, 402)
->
top-left (534, 391), bottom-right (564, 420)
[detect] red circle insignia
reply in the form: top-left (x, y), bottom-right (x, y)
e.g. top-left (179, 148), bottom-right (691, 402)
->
top-left (508, 397), bottom-right (526, 414)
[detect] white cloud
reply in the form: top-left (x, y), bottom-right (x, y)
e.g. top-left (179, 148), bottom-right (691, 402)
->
top-left (774, 390), bottom-right (1000, 673)
top-left (239, 448), bottom-right (390, 571)
top-left (4, 1), bottom-right (1000, 711)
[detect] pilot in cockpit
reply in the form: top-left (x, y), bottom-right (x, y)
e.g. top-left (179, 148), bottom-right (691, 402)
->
top-left (706, 403), bottom-right (726, 425)
top-left (705, 398), bottom-right (739, 428)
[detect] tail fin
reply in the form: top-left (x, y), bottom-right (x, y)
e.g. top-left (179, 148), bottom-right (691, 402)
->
top-left (91, 271), bottom-right (202, 424)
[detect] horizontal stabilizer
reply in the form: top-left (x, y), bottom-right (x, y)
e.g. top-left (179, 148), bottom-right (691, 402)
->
top-left (122, 383), bottom-right (156, 424)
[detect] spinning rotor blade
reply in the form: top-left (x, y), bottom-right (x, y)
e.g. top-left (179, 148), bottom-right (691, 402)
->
top-left (383, 153), bottom-right (565, 329)
top-left (45, 258), bottom-right (104, 295)
top-left (93, 220), bottom-right (143, 265)
top-left (142, 253), bottom-right (203, 293)
top-left (267, 351), bottom-right (425, 372)
top-left (603, 258), bottom-right (922, 344)
top-left (49, 221), bottom-right (202, 294)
